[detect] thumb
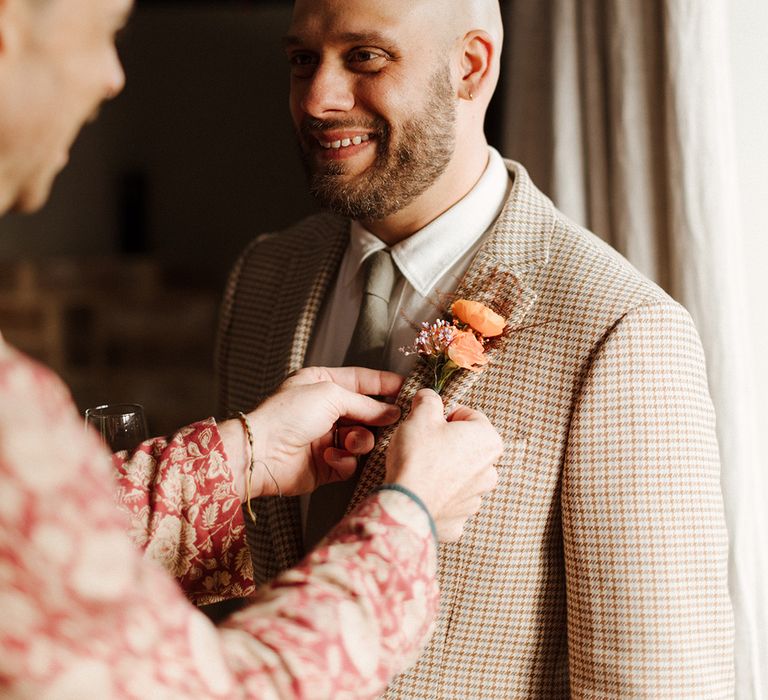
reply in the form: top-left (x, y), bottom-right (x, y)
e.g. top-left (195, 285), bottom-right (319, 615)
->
top-left (406, 389), bottom-right (445, 422)
top-left (326, 384), bottom-right (402, 426)
top-left (446, 404), bottom-right (486, 423)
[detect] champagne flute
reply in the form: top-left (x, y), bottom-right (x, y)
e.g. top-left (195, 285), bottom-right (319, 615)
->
top-left (85, 403), bottom-right (149, 452)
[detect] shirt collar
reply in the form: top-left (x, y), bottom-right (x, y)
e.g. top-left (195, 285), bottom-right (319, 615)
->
top-left (343, 147), bottom-right (510, 296)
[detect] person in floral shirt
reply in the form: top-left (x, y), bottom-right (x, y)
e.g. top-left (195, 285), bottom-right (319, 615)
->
top-left (0, 0), bottom-right (503, 697)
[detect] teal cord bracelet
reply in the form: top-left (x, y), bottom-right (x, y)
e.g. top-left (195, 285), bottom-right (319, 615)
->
top-left (375, 484), bottom-right (438, 543)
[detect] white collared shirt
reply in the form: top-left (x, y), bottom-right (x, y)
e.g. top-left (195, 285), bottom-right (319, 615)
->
top-left (306, 146), bottom-right (511, 375)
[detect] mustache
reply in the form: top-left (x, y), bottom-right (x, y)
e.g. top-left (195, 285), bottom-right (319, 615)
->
top-left (299, 116), bottom-right (388, 138)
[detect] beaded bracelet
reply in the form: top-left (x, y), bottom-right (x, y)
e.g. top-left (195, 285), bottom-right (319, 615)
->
top-left (237, 411), bottom-right (281, 524)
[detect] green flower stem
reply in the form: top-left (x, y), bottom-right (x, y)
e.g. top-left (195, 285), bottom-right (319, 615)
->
top-left (432, 358), bottom-right (461, 394)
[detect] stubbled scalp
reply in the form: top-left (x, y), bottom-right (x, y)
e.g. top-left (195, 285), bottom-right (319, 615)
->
top-left (419, 0), bottom-right (503, 90)
top-left (426, 0), bottom-right (503, 44)
top-left (461, 0), bottom-right (503, 45)
top-left (291, 0), bottom-right (502, 60)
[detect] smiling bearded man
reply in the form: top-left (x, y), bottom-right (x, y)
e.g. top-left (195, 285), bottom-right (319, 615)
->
top-left (216, 0), bottom-right (735, 696)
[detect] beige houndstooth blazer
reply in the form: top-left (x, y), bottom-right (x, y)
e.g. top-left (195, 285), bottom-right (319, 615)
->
top-left (216, 161), bottom-right (734, 698)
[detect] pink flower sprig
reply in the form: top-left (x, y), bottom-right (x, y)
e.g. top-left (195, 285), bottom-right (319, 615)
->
top-left (401, 299), bottom-right (506, 394)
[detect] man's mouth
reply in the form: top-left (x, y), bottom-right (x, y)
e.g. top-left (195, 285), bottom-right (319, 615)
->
top-left (317, 133), bottom-right (372, 150)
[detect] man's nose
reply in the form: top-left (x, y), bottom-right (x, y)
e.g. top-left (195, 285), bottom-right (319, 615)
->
top-left (299, 62), bottom-right (355, 117)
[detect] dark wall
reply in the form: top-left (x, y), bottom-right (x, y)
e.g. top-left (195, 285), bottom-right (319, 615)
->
top-left (0, 3), bottom-right (317, 288)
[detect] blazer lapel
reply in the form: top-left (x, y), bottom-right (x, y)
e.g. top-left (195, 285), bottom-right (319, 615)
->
top-left (423, 160), bottom-right (555, 410)
top-left (348, 160), bottom-right (555, 508)
top-left (274, 219), bottom-right (350, 379)
top-left (262, 217), bottom-right (350, 572)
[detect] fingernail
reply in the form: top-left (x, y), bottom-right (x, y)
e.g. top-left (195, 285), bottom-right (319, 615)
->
top-left (385, 405), bottom-right (401, 419)
top-left (347, 435), bottom-right (361, 451)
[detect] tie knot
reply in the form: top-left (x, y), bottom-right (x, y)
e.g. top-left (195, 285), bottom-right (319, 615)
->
top-left (363, 249), bottom-right (397, 302)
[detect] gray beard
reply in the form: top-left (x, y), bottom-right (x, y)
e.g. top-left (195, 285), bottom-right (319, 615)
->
top-left (299, 67), bottom-right (457, 221)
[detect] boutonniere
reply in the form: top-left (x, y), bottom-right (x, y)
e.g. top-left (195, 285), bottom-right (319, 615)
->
top-left (401, 299), bottom-right (506, 394)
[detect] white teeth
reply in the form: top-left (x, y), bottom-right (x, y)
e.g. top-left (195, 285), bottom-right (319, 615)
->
top-left (319, 134), bottom-right (372, 150)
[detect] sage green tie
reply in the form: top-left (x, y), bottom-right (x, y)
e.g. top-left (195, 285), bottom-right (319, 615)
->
top-left (305, 249), bottom-right (399, 549)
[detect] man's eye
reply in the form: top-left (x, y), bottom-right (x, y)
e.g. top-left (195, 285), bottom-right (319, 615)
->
top-left (288, 53), bottom-right (317, 77)
top-left (350, 50), bottom-right (377, 62)
top-left (290, 54), bottom-right (315, 66)
top-left (348, 49), bottom-right (388, 70)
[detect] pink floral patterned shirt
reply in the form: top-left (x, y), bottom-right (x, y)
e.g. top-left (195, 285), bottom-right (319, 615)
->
top-left (0, 339), bottom-right (439, 698)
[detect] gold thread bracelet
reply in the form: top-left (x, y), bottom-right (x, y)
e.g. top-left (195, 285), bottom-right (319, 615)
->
top-left (237, 411), bottom-right (258, 524)
top-left (236, 411), bottom-right (281, 525)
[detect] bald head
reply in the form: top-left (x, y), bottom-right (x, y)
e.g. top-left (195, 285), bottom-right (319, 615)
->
top-left (448, 0), bottom-right (503, 44)
top-left (290, 0), bottom-right (502, 67)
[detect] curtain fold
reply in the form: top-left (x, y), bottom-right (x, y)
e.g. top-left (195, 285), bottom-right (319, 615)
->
top-left (500, 1), bottom-right (766, 696)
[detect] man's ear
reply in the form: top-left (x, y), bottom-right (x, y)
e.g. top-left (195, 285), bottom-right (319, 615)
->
top-left (458, 30), bottom-right (495, 101)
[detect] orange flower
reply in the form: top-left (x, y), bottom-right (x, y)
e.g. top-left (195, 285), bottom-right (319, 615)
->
top-left (447, 330), bottom-right (490, 370)
top-left (451, 299), bottom-right (505, 337)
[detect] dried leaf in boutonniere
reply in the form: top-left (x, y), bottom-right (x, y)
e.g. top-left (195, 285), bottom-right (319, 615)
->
top-left (400, 299), bottom-right (506, 394)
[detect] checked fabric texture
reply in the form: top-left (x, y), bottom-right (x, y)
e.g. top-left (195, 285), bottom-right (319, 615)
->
top-left (216, 161), bottom-right (734, 698)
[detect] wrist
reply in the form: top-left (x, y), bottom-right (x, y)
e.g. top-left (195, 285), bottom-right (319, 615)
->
top-left (241, 408), bottom-right (283, 500)
top-left (376, 484), bottom-right (438, 544)
top-left (242, 407), bottom-right (271, 495)
top-left (218, 417), bottom-right (254, 501)
top-left (384, 456), bottom-right (428, 509)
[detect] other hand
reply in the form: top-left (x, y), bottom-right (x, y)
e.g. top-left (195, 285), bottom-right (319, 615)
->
top-left (385, 389), bottom-right (502, 542)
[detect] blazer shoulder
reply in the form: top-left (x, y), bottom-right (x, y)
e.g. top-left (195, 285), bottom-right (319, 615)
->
top-left (496, 160), bottom-right (672, 317)
top-left (544, 211), bottom-right (676, 321)
top-left (240, 212), bottom-right (349, 263)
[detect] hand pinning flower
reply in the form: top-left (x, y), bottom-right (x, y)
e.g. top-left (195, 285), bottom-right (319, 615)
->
top-left (401, 299), bottom-right (505, 394)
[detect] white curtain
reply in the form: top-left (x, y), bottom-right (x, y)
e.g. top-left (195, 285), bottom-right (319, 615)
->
top-left (499, 0), bottom-right (767, 696)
